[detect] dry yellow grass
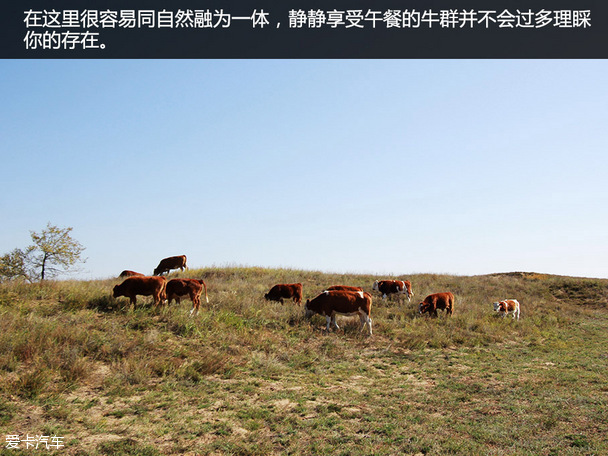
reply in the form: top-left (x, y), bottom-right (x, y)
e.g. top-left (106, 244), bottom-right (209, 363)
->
top-left (0, 267), bottom-right (607, 455)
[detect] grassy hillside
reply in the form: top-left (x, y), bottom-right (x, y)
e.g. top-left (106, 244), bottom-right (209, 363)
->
top-left (1, 267), bottom-right (607, 455)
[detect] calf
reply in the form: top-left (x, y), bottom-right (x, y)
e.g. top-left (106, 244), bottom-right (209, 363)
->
top-left (166, 278), bottom-right (209, 316)
top-left (264, 283), bottom-right (303, 305)
top-left (113, 276), bottom-right (167, 308)
top-left (418, 292), bottom-right (454, 317)
top-left (118, 270), bottom-right (144, 278)
top-left (372, 280), bottom-right (413, 301)
top-left (153, 255), bottom-right (187, 276)
top-left (493, 299), bottom-right (520, 320)
top-left (305, 290), bottom-right (373, 335)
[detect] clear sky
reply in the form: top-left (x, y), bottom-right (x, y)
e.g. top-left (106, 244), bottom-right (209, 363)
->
top-left (1, 60), bottom-right (607, 279)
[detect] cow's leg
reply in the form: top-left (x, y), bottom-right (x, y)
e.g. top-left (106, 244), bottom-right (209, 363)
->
top-left (192, 300), bottom-right (199, 316)
top-left (324, 316), bottom-right (332, 333)
top-left (382, 293), bottom-right (387, 299)
top-left (358, 312), bottom-right (369, 334)
top-left (331, 314), bottom-right (340, 331)
top-left (188, 295), bottom-right (199, 316)
top-left (194, 295), bottom-right (201, 315)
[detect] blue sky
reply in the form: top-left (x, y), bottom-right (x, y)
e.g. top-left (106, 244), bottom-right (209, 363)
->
top-left (1, 60), bottom-right (607, 279)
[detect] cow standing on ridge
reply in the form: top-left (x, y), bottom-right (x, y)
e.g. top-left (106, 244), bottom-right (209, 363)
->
top-left (154, 255), bottom-right (187, 276)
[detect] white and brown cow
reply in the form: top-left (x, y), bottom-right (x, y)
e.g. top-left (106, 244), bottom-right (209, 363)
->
top-left (305, 290), bottom-right (373, 335)
top-left (153, 255), bottom-right (187, 276)
top-left (264, 283), bottom-right (303, 305)
top-left (113, 276), bottom-right (167, 308)
top-left (166, 278), bottom-right (209, 316)
top-left (493, 299), bottom-right (520, 320)
top-left (418, 292), bottom-right (454, 317)
top-left (372, 280), bottom-right (413, 301)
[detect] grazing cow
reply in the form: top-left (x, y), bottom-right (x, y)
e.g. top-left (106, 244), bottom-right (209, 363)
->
top-left (305, 290), bottom-right (373, 335)
top-left (153, 255), bottom-right (187, 276)
top-left (325, 285), bottom-right (364, 292)
top-left (418, 292), bottom-right (454, 317)
top-left (493, 299), bottom-right (520, 320)
top-left (264, 283), bottom-right (303, 305)
top-left (118, 270), bottom-right (144, 278)
top-left (166, 278), bottom-right (209, 316)
top-left (113, 276), bottom-right (167, 308)
top-left (372, 280), bottom-right (413, 301)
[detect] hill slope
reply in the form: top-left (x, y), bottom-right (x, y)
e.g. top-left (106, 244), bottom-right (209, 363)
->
top-left (1, 267), bottom-right (607, 455)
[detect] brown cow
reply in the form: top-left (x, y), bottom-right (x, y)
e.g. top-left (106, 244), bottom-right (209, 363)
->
top-left (113, 276), bottom-right (167, 308)
top-left (418, 292), bottom-right (454, 317)
top-left (153, 255), bottom-right (187, 276)
top-left (264, 283), bottom-right (303, 305)
top-left (493, 299), bottom-right (520, 320)
top-left (305, 290), bottom-right (373, 335)
top-left (166, 278), bottom-right (209, 316)
top-left (372, 280), bottom-right (413, 301)
top-left (119, 270), bottom-right (144, 278)
top-left (325, 285), bottom-right (364, 292)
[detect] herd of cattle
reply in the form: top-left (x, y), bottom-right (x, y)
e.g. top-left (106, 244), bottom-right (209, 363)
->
top-left (113, 255), bottom-right (522, 335)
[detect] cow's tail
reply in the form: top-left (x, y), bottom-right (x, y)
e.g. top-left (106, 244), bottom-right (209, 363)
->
top-left (200, 279), bottom-right (209, 303)
top-left (364, 292), bottom-right (373, 335)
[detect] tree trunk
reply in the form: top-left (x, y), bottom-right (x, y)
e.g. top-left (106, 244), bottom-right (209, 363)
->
top-left (41, 253), bottom-right (47, 281)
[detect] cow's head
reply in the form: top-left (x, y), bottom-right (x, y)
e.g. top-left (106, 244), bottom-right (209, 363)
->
top-left (418, 302), bottom-right (431, 314)
top-left (304, 299), bottom-right (315, 319)
top-left (492, 301), bottom-right (502, 312)
top-left (264, 293), bottom-right (270, 301)
top-left (372, 280), bottom-right (379, 291)
top-left (112, 284), bottom-right (121, 298)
